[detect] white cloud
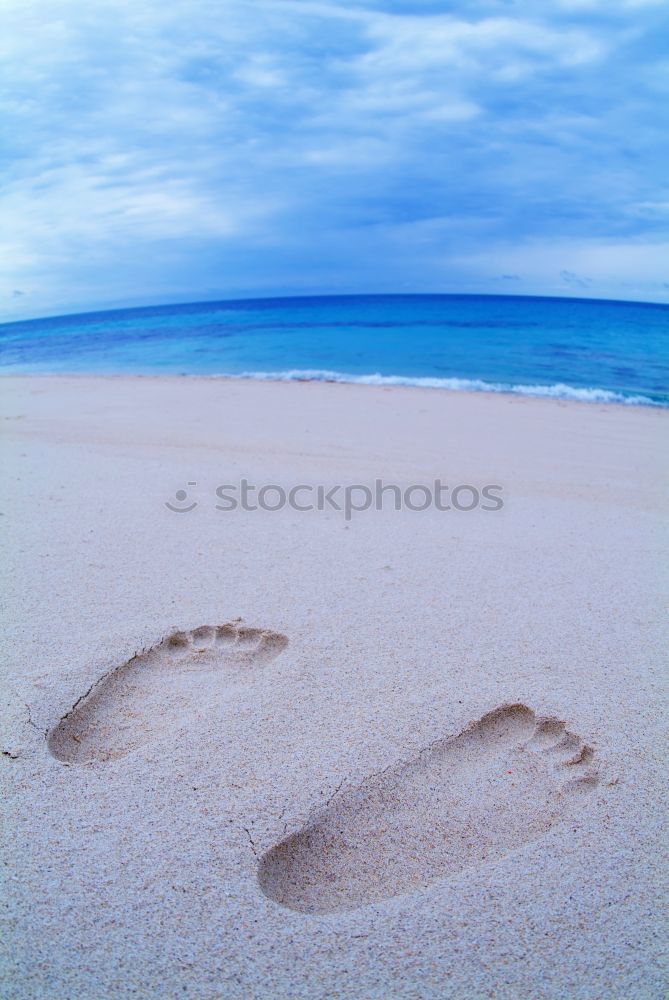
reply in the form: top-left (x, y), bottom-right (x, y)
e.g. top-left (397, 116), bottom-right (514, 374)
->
top-left (629, 201), bottom-right (669, 218)
top-left (0, 0), bottom-right (667, 317)
top-left (359, 14), bottom-right (605, 74)
top-left (553, 0), bottom-right (664, 9)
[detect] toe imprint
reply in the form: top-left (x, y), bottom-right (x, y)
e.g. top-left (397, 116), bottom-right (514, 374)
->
top-left (258, 703), bottom-right (599, 914)
top-left (48, 622), bottom-right (288, 765)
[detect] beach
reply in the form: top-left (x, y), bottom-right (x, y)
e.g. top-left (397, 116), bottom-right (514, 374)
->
top-left (2, 375), bottom-right (667, 998)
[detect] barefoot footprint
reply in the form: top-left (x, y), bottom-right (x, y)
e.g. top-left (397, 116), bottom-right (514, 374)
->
top-left (48, 623), bottom-right (288, 764)
top-left (258, 704), bottom-right (599, 913)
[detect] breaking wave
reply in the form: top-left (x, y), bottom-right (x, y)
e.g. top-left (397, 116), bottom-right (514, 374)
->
top-left (232, 369), bottom-right (663, 406)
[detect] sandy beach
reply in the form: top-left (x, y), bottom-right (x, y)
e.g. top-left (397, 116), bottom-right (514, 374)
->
top-left (2, 376), bottom-right (667, 998)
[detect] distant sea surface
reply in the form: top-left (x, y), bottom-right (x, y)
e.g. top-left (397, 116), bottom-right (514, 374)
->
top-left (1, 294), bottom-right (668, 406)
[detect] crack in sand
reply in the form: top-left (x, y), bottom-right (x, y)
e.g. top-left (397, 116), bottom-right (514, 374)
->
top-left (244, 827), bottom-right (260, 861)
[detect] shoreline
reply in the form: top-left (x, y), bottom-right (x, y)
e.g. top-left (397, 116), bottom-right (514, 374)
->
top-left (1, 370), bottom-right (667, 410)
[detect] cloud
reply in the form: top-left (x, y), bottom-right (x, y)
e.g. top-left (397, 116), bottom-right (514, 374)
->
top-left (630, 200), bottom-right (669, 218)
top-left (0, 0), bottom-right (667, 318)
top-left (448, 239), bottom-right (669, 301)
top-left (560, 269), bottom-right (592, 288)
top-left (552, 0), bottom-right (664, 9)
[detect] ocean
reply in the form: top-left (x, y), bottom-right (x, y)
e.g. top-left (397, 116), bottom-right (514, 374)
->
top-left (1, 294), bottom-right (667, 406)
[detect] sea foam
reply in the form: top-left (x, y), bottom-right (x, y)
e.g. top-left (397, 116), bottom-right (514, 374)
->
top-left (233, 369), bottom-right (660, 406)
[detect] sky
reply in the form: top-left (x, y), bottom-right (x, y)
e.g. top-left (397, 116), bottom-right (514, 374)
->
top-left (1, 0), bottom-right (668, 321)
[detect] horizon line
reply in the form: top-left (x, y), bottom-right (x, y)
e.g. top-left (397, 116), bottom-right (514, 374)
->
top-left (3, 289), bottom-right (669, 330)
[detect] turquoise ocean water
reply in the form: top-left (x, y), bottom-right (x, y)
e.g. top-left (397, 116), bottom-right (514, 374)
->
top-left (1, 294), bottom-right (667, 406)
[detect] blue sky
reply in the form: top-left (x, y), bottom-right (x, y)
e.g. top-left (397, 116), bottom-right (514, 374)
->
top-left (1, 0), bottom-right (668, 320)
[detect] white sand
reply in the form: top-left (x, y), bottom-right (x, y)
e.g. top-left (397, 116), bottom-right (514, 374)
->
top-left (1, 376), bottom-right (667, 998)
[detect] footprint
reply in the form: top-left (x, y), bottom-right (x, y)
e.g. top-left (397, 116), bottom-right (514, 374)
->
top-left (258, 704), bottom-right (599, 914)
top-left (48, 623), bottom-right (288, 765)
